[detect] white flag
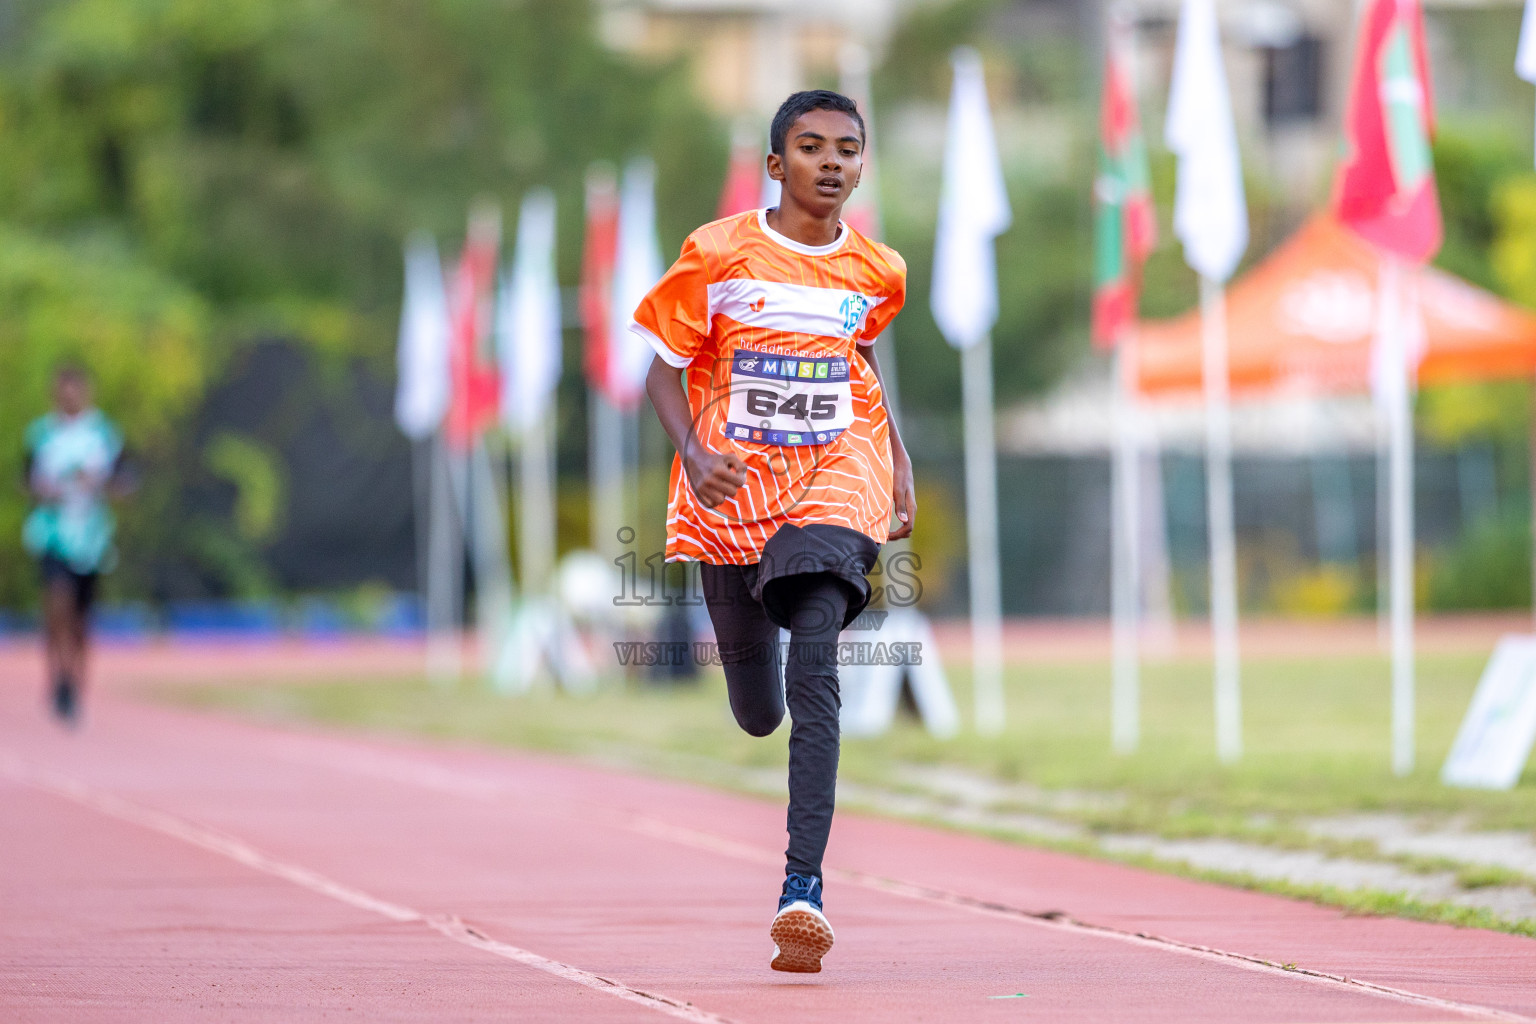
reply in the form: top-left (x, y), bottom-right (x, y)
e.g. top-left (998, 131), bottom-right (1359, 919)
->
top-left (1518, 0), bottom-right (1536, 167)
top-left (498, 190), bottom-right (562, 435)
top-left (610, 157), bottom-right (664, 408)
top-left (1165, 0), bottom-right (1248, 284)
top-left (931, 48), bottom-right (1012, 350)
top-left (394, 234), bottom-right (451, 440)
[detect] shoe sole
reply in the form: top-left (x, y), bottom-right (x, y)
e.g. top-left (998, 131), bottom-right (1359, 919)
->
top-left (770, 906), bottom-right (834, 973)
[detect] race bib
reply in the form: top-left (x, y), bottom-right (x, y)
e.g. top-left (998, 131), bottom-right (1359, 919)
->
top-left (724, 348), bottom-right (853, 446)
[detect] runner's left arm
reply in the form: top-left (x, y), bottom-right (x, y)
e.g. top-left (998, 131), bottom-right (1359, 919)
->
top-left (633, 237), bottom-right (748, 509)
top-left (855, 345), bottom-right (915, 541)
top-left (645, 358), bottom-right (747, 509)
top-left (21, 448), bottom-right (39, 499)
top-left (107, 447), bottom-right (139, 499)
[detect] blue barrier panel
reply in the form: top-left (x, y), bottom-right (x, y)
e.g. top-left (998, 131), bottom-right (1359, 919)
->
top-left (375, 593), bottom-right (425, 636)
top-left (94, 604), bottom-right (157, 642)
top-left (0, 610), bottom-right (38, 639)
top-left (166, 601), bottom-right (284, 638)
top-left (293, 597), bottom-right (350, 638)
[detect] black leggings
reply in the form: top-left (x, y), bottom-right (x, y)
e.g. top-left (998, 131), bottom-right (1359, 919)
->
top-left (701, 564), bottom-right (851, 880)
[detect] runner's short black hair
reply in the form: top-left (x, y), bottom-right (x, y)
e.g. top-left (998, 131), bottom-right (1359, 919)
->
top-left (769, 90), bottom-right (865, 156)
top-left (53, 361), bottom-right (88, 384)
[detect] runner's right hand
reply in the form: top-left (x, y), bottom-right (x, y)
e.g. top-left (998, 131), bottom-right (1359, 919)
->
top-left (684, 448), bottom-right (746, 508)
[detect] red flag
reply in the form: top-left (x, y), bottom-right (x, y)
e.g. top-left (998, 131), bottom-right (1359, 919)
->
top-left (1092, 13), bottom-right (1157, 349)
top-left (581, 167), bottom-right (619, 395)
top-left (717, 131), bottom-right (762, 220)
top-left (444, 207), bottom-right (501, 451)
top-left (1333, 0), bottom-right (1441, 264)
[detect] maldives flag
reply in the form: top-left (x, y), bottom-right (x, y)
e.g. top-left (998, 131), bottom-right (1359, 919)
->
top-left (445, 208), bottom-right (501, 451)
top-left (1334, 0), bottom-right (1441, 264)
top-left (717, 131), bottom-right (762, 219)
top-left (580, 166), bottom-right (619, 395)
top-left (1091, 13), bottom-right (1156, 349)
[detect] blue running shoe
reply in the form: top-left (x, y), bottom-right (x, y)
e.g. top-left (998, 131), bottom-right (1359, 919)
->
top-left (771, 873), bottom-right (834, 973)
top-left (51, 672), bottom-right (78, 726)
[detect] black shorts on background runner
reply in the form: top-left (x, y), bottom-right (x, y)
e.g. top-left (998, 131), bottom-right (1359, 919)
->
top-left (40, 555), bottom-right (99, 615)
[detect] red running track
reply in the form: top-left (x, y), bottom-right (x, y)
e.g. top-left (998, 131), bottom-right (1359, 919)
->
top-left (2, 675), bottom-right (1534, 1022)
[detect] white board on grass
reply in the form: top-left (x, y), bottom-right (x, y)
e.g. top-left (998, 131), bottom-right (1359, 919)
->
top-left (1441, 635), bottom-right (1536, 790)
top-left (840, 608), bottom-right (960, 739)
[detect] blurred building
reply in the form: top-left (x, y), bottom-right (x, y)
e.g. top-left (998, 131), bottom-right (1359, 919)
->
top-left (1126, 0), bottom-right (1527, 214)
top-left (596, 0), bottom-right (917, 117)
top-left (597, 0), bottom-right (1528, 203)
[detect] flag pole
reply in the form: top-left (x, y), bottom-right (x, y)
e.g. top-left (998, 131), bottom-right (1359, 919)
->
top-left (502, 188), bottom-right (561, 611)
top-left (1111, 326), bottom-right (1141, 753)
top-left (1164, 0), bottom-right (1246, 761)
top-left (605, 157), bottom-right (663, 563)
top-left (932, 47), bottom-right (1010, 732)
top-left (963, 335), bottom-right (1005, 734)
top-left (445, 442), bottom-right (474, 678)
top-left (582, 165), bottom-right (623, 562)
top-left (1200, 274), bottom-right (1242, 763)
top-left (409, 433), bottom-right (430, 652)
top-left (1382, 254), bottom-right (1416, 775)
top-left (1139, 437), bottom-right (1177, 651)
top-left (471, 436), bottom-right (520, 692)
top-left (1530, 375), bottom-right (1536, 632)
top-left (425, 430), bottom-right (463, 684)
top-left (590, 392), bottom-right (625, 561)
top-left (1333, 0), bottom-right (1437, 768)
top-left (518, 411), bottom-right (556, 601)
top-left (395, 233), bottom-right (456, 683)
top-left (1377, 411), bottom-right (1391, 649)
top-left (623, 405), bottom-right (641, 558)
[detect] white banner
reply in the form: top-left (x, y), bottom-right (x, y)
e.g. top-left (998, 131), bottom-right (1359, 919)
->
top-left (1442, 635), bottom-right (1536, 790)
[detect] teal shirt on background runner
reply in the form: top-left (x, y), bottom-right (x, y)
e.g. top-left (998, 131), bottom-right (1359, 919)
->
top-left (23, 410), bottom-right (123, 575)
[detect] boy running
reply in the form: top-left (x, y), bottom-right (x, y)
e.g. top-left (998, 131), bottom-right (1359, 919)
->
top-left (23, 365), bottom-right (129, 725)
top-left (635, 90), bottom-right (914, 972)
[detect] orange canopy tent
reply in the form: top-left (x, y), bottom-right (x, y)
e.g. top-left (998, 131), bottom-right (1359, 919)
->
top-left (1135, 216), bottom-right (1536, 400)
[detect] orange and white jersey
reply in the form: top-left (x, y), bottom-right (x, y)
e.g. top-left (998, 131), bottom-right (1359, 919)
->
top-left (631, 209), bottom-right (906, 565)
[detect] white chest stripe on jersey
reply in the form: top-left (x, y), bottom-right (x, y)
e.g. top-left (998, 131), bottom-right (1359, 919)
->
top-left (707, 278), bottom-right (886, 341)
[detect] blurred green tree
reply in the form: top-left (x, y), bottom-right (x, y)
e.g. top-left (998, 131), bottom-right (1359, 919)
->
top-left (0, 225), bottom-right (209, 607)
top-left (0, 0), bottom-right (722, 603)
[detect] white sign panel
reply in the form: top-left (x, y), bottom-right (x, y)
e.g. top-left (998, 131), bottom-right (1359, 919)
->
top-left (840, 608), bottom-right (959, 740)
top-left (1441, 635), bottom-right (1536, 790)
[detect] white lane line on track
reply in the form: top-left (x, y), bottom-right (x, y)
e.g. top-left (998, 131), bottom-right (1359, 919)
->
top-left (0, 756), bottom-right (739, 1024)
top-left (107, 724), bottom-right (1532, 1023)
top-left (628, 817), bottom-right (1535, 1024)
top-left (258, 733), bottom-right (511, 801)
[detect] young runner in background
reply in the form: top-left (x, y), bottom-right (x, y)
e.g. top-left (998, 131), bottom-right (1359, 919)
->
top-left (23, 365), bottom-right (129, 725)
top-left (636, 90), bottom-right (914, 973)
